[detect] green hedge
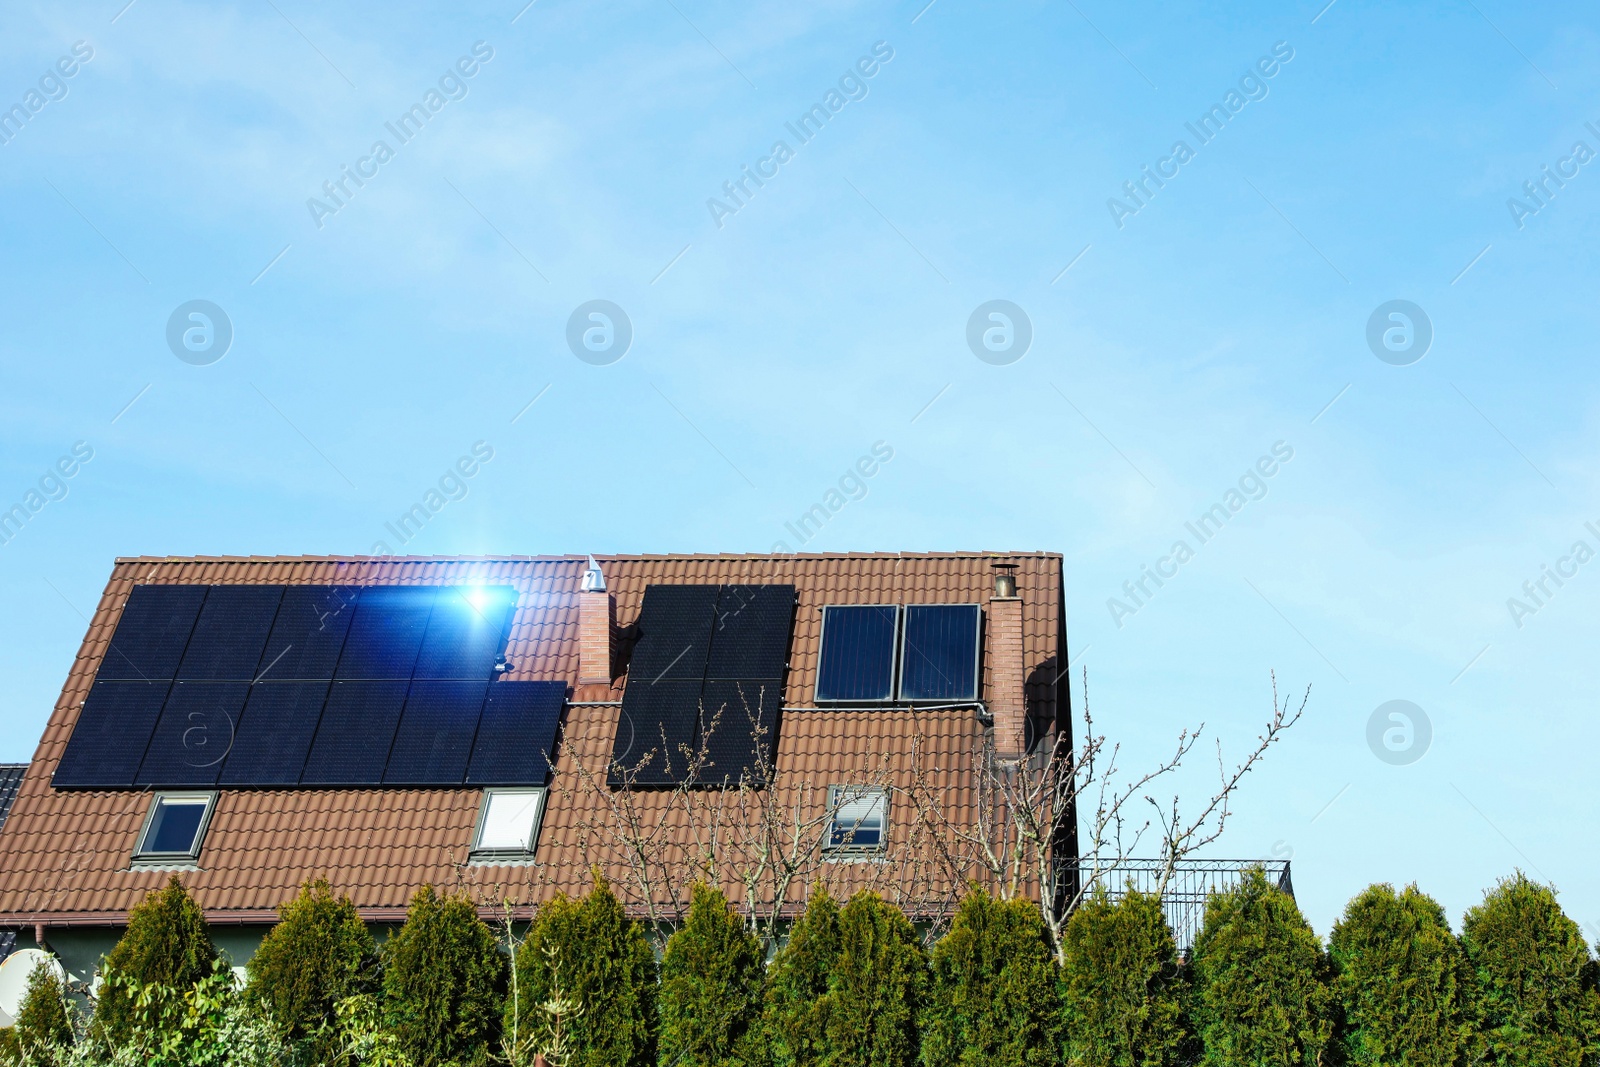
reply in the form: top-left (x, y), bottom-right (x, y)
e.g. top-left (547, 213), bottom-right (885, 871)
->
top-left (14, 870), bottom-right (1600, 1067)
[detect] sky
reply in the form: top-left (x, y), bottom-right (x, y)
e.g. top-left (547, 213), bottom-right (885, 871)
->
top-left (2, 0), bottom-right (1599, 939)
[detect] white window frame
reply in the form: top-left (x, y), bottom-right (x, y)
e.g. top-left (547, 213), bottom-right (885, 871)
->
top-left (132, 791), bottom-right (218, 865)
top-left (470, 787), bottom-right (547, 860)
top-left (824, 785), bottom-right (889, 856)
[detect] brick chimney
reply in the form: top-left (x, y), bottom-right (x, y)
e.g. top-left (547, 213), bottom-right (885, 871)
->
top-left (988, 563), bottom-right (1027, 759)
top-left (578, 555), bottom-right (615, 685)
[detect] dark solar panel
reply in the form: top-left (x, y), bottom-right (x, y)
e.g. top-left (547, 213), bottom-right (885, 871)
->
top-left (466, 680), bottom-right (565, 786)
top-left (96, 585), bottom-right (207, 681)
top-left (0, 765), bottom-right (26, 834)
top-left (699, 680), bottom-right (781, 786)
top-left (218, 681), bottom-right (333, 786)
top-left (136, 681), bottom-right (251, 787)
top-left (53, 681), bottom-right (171, 787)
top-left (706, 585), bottom-right (795, 681)
top-left (300, 680), bottom-right (409, 785)
top-left (255, 586), bottom-right (361, 681)
top-left (610, 681), bottom-right (704, 786)
top-left (413, 587), bottom-right (516, 680)
top-left (628, 585), bottom-right (718, 684)
top-left (899, 604), bottom-right (981, 702)
top-left (384, 680), bottom-right (489, 785)
top-left (176, 585), bottom-right (285, 680)
top-left (335, 586), bottom-right (436, 680)
top-left (815, 605), bottom-right (899, 702)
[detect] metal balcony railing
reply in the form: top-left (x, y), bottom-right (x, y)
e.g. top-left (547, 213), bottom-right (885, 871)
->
top-left (1063, 857), bottom-right (1295, 953)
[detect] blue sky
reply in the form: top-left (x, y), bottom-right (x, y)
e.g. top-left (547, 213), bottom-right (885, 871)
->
top-left (3, 0), bottom-right (1599, 937)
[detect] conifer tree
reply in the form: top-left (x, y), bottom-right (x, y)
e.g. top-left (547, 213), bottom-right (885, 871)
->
top-left (1058, 889), bottom-right (1187, 1067)
top-left (8, 960), bottom-right (77, 1061)
top-left (1188, 868), bottom-right (1332, 1066)
top-left (1459, 872), bottom-right (1600, 1066)
top-left (762, 886), bottom-right (841, 1067)
top-left (507, 876), bottom-right (658, 1067)
top-left (1329, 882), bottom-right (1469, 1067)
top-left (382, 884), bottom-right (506, 1066)
top-left (244, 878), bottom-right (377, 1057)
top-left (658, 883), bottom-right (765, 1067)
top-left (920, 887), bottom-right (1060, 1067)
top-left (92, 875), bottom-right (219, 1049)
top-left (825, 891), bottom-right (926, 1067)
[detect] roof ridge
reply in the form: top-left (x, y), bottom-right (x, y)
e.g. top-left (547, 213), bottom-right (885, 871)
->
top-left (113, 551), bottom-right (1064, 564)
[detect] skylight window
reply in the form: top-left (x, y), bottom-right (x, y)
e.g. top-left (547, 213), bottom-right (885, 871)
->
top-left (471, 788), bottom-right (546, 857)
top-left (133, 792), bottom-right (216, 862)
top-left (825, 786), bottom-right (888, 854)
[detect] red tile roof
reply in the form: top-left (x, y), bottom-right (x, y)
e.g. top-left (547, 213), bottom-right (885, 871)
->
top-left (0, 553), bottom-right (1065, 925)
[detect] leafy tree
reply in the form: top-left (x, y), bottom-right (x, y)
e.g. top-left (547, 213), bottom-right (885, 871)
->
top-left (825, 891), bottom-right (926, 1067)
top-left (920, 887), bottom-right (1060, 1067)
top-left (1329, 882), bottom-right (1469, 1067)
top-left (763, 886), bottom-right (842, 1067)
top-left (506, 876), bottom-right (658, 1067)
top-left (92, 875), bottom-right (219, 1049)
top-left (382, 885), bottom-right (506, 1067)
top-left (658, 883), bottom-right (765, 1067)
top-left (1459, 872), bottom-right (1600, 1066)
top-left (1188, 867), bottom-right (1333, 1066)
top-left (1058, 889), bottom-right (1187, 1067)
top-left (244, 878), bottom-right (377, 1057)
top-left (4, 959), bottom-right (77, 1063)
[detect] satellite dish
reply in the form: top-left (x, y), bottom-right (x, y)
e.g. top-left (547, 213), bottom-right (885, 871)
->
top-left (0, 949), bottom-right (67, 1024)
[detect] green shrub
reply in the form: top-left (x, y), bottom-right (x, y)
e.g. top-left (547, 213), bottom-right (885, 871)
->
top-left (1459, 872), bottom-right (1600, 1066)
top-left (382, 885), bottom-right (506, 1067)
top-left (1188, 868), bottom-right (1332, 1067)
top-left (506, 877), bottom-right (657, 1067)
top-left (825, 891), bottom-right (926, 1067)
top-left (920, 888), bottom-right (1060, 1067)
top-left (1058, 889), bottom-right (1186, 1067)
top-left (658, 883), bottom-right (765, 1067)
top-left (244, 878), bottom-right (377, 1056)
top-left (762, 886), bottom-right (842, 1067)
top-left (100, 955), bottom-right (287, 1067)
top-left (1329, 882), bottom-right (1469, 1067)
top-left (92, 875), bottom-right (219, 1050)
top-left (6, 958), bottom-right (77, 1062)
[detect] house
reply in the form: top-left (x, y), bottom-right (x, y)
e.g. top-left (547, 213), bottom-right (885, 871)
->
top-left (0, 552), bottom-right (1071, 983)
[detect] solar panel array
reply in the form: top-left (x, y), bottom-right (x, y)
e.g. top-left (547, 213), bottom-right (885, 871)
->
top-left (610, 583), bottom-right (796, 788)
top-left (815, 603), bottom-right (983, 704)
top-left (55, 584), bottom-right (562, 789)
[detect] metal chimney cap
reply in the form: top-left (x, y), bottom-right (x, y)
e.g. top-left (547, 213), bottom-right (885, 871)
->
top-left (580, 555), bottom-right (606, 592)
top-left (991, 561), bottom-right (1019, 598)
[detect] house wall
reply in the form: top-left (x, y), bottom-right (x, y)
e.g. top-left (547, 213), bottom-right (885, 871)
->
top-left (26, 921), bottom-right (403, 1010)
